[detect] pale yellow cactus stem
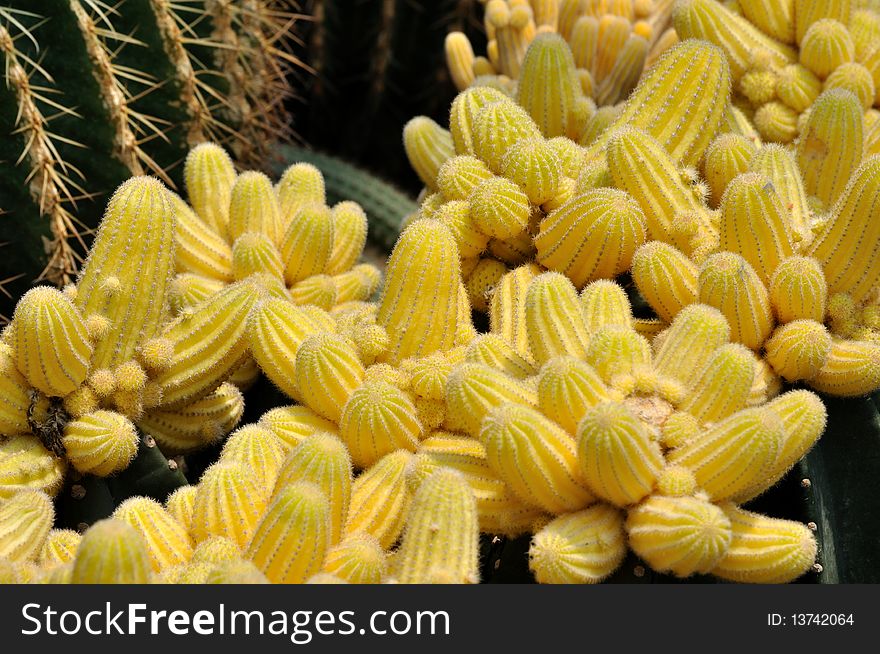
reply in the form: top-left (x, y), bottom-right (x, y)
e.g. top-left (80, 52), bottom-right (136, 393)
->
top-left (0, 489), bottom-right (54, 562)
top-left (404, 117), bottom-right (455, 190)
top-left (653, 304), bottom-right (731, 385)
top-left (346, 450), bottom-right (413, 549)
top-left (259, 405), bottom-right (338, 451)
top-left (377, 220), bottom-right (461, 364)
top-left (169, 192), bottom-right (234, 281)
top-left (739, 0), bottom-right (796, 43)
top-left (631, 241), bottom-right (699, 324)
top-left (449, 86), bottom-right (509, 155)
top-left (796, 89), bottom-right (863, 207)
top-left (228, 171), bottom-right (284, 246)
top-left (184, 143), bottom-right (237, 241)
top-left (800, 19), bottom-right (855, 78)
top-left (809, 339), bottom-right (880, 396)
top-left (75, 177), bottom-right (175, 370)
top-left (112, 497), bottom-right (194, 572)
top-left (529, 504), bottom-right (626, 584)
top-left (525, 272), bottom-right (593, 364)
top-left (597, 35), bottom-right (650, 107)
top-left (702, 134), bottom-right (757, 208)
top-left (765, 320), bottom-right (833, 382)
top-left (294, 334), bottom-right (365, 422)
top-left (276, 163), bottom-right (327, 221)
top-left (473, 99), bottom-right (543, 173)
top-left (680, 343), bottom-right (757, 423)
top-left (445, 32), bottom-right (477, 91)
top-left (63, 410), bottom-right (139, 477)
top-left (191, 462), bottom-right (268, 548)
top-left (326, 201), bottom-right (368, 275)
top-left (0, 436), bottom-right (66, 499)
top-left (70, 519), bottom-right (151, 584)
top-left (445, 362), bottom-right (538, 437)
top-left (769, 257), bottom-right (827, 323)
top-left (537, 356), bottom-right (610, 434)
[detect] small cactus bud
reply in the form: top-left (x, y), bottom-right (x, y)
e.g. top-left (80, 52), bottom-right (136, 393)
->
top-left (796, 89), bottom-right (863, 208)
top-left (10, 287), bottom-right (92, 397)
top-left (289, 274), bottom-right (338, 310)
top-left (711, 504), bottom-right (817, 583)
top-left (169, 192), bottom-right (233, 282)
top-left (191, 462), bottom-right (268, 548)
top-left (445, 32), bottom-right (476, 91)
top-left (184, 143), bottom-right (236, 240)
top-left (473, 99), bottom-right (543, 173)
top-left (390, 469), bottom-right (479, 584)
top-left (75, 177), bottom-right (175, 371)
top-left (656, 465), bottom-right (698, 497)
top-left (536, 188), bottom-right (647, 287)
top-left (525, 272), bottom-right (592, 364)
top-left (718, 173), bottom-right (795, 284)
top-left (112, 497), bottom-right (194, 571)
top-left (449, 86), bottom-right (509, 155)
top-left (680, 343), bottom-right (757, 422)
top-left (585, 326), bottom-right (652, 384)
top-left (765, 320), bottom-right (833, 381)
top-left (754, 101), bottom-right (799, 143)
top-left (273, 433), bottom-right (352, 545)
top-left (229, 171), bottom-right (283, 246)
top-left (660, 411), bottom-right (701, 449)
top-left (346, 450), bottom-right (414, 549)
top-left (537, 356), bottom-right (610, 434)
top-left (626, 494), bottom-right (733, 577)
top-left (548, 137), bottom-right (587, 178)
top-left (377, 220), bottom-right (461, 363)
top-left (668, 407), bottom-right (783, 502)
top-left (500, 138), bottom-right (561, 207)
top-left (277, 163), bottom-right (326, 220)
top-left (153, 279), bottom-right (263, 408)
top-left (70, 518), bottom-right (151, 584)
top-left (280, 202), bottom-right (334, 285)
top-left (481, 403), bottom-right (595, 514)
top-left (445, 362), bottom-right (537, 437)
top-left (468, 175), bottom-right (531, 241)
top-left (39, 529), bottom-right (81, 569)
top-left (165, 486), bottom-right (198, 533)
top-left (0, 435), bottom-right (66, 499)
top-left (809, 338), bottom-right (880, 396)
top-left (437, 155), bottom-right (494, 202)
top-left (799, 19), bottom-right (855, 79)
top-left (529, 504), bottom-right (626, 584)
top-left (824, 62), bottom-right (875, 110)
top-left (776, 63), bottom-right (822, 115)
top-left (63, 410), bottom-right (139, 477)
top-left (326, 202), bottom-right (368, 276)
top-left (808, 156), bottom-right (880, 302)
top-left (246, 482), bottom-right (331, 584)
top-left (654, 304), bottom-right (731, 385)
top-left (220, 425), bottom-right (287, 491)
top-left (404, 117), bottom-right (455, 189)
top-left (768, 256), bottom-right (828, 323)
top-left (258, 405), bottom-right (337, 451)
top-left (580, 280), bottom-right (633, 332)
top-left (0, 489), bottom-right (54, 562)
top-left (295, 334), bottom-right (365, 422)
top-left (140, 382), bottom-right (244, 455)
top-left (577, 402), bottom-right (664, 506)
top-left (632, 242), bottom-right (699, 324)
top-left (698, 252), bottom-right (774, 350)
top-left (323, 534), bottom-right (388, 584)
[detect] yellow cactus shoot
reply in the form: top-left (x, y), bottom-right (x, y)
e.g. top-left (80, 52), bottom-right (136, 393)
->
top-left (445, 362), bottom-right (537, 437)
top-left (345, 450), bottom-right (413, 549)
top-left (70, 518), bottom-right (151, 584)
top-left (626, 494), bottom-right (733, 578)
top-left (112, 497), bottom-right (194, 571)
top-left (62, 410), bottom-right (139, 477)
top-left (294, 334), bottom-right (365, 422)
top-left (403, 117), bottom-right (455, 189)
top-left (712, 505), bottom-right (817, 583)
top-left (631, 242), bottom-right (699, 323)
top-left (228, 171), bottom-right (283, 246)
top-left (246, 482), bottom-right (331, 584)
top-left (809, 339), bottom-right (880, 396)
top-left (0, 489), bottom-right (53, 562)
top-left (39, 529), bottom-right (81, 569)
top-left (465, 334), bottom-right (537, 380)
top-left (190, 462), bottom-right (268, 548)
top-left (377, 220), bottom-right (461, 364)
top-left (220, 424), bottom-right (287, 491)
top-left (0, 435), bottom-right (66, 499)
top-left (326, 202), bottom-right (368, 276)
top-left (799, 19), bottom-right (855, 79)
top-left (481, 403), bottom-right (595, 514)
top-left (258, 405), bottom-right (338, 451)
top-left (322, 534), bottom-right (388, 584)
top-left (529, 504), bottom-right (626, 584)
top-left (390, 469), bottom-right (479, 584)
top-left (577, 402), bottom-right (664, 507)
top-left (277, 163), bottom-right (326, 220)
top-left (184, 143), bottom-right (236, 240)
top-left (449, 86), bottom-right (509, 155)
top-left (680, 344), bottom-right (757, 422)
top-left (765, 320), bottom-right (833, 381)
top-left (702, 134), bottom-right (757, 207)
top-left (536, 188), bottom-right (647, 288)
top-left (473, 99), bottom-right (543, 173)
top-left (653, 304), bottom-right (731, 386)
top-left (516, 33), bottom-right (583, 139)
top-left (525, 272), bottom-right (592, 364)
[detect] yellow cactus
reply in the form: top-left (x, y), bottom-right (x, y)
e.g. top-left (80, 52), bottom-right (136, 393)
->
top-left (446, 31), bottom-right (476, 91)
top-left (152, 279), bottom-right (262, 409)
top-left (769, 256), bottom-right (828, 323)
top-left (204, 560), bottom-right (269, 584)
top-left (824, 62), bottom-right (875, 110)
top-left (39, 529), bottom-right (80, 569)
top-left (765, 320), bottom-right (833, 381)
top-left (377, 220), bottom-right (461, 364)
top-left (577, 402), bottom-right (664, 507)
top-left (403, 116), bottom-right (455, 189)
top-left (277, 162), bottom-right (326, 219)
top-left (528, 504), bottom-right (626, 584)
top-left (749, 144), bottom-right (813, 242)
top-left (184, 142), bottom-right (236, 240)
top-left (463, 258), bottom-right (508, 312)
top-left (70, 518), bottom-right (151, 584)
top-left (809, 338), bottom-right (880, 396)
top-left (808, 156), bottom-right (880, 302)
top-left (220, 424), bottom-right (287, 491)
top-left (445, 362), bottom-right (537, 437)
top-left (273, 433), bottom-right (351, 545)
top-left (796, 89), bottom-right (863, 207)
top-left (449, 86), bottom-right (509, 155)
top-left (516, 33), bottom-right (583, 139)
top-left (228, 171), bottom-right (283, 246)
top-left (75, 177), bottom-right (175, 371)
top-left (112, 497), bottom-right (194, 572)
top-left (191, 536), bottom-right (241, 565)
top-left (702, 134), bottom-right (758, 207)
top-left (680, 343), bottom-right (757, 423)
top-left (0, 489), bottom-right (53, 562)
top-left (524, 272), bottom-right (592, 364)
top-left (140, 382), bottom-right (244, 455)
top-left (246, 482), bottom-right (331, 584)
top-left (585, 326), bottom-right (653, 385)
top-left (653, 304), bottom-right (731, 385)
top-left (62, 410), bottom-right (139, 477)
top-left (390, 468), bottom-right (479, 584)
top-left (481, 402), bottom-right (594, 514)
top-left (165, 486), bottom-right (198, 533)
top-left (0, 435), bottom-right (66, 498)
top-left (231, 233), bottom-right (284, 281)
top-left (631, 241), bottom-right (699, 323)
top-left (322, 534), bottom-right (387, 584)
top-left (698, 252), bottom-right (774, 351)
top-left (536, 188), bottom-right (647, 287)
top-left (326, 202), bottom-right (368, 275)
top-left (258, 405), bottom-right (338, 451)
top-left (190, 462), bottom-right (268, 548)
top-left (294, 334), bottom-right (365, 422)
top-left (465, 333), bottom-right (536, 379)
top-left (799, 19), bottom-right (855, 79)
top-left (345, 450), bottom-right (413, 549)
top-left (626, 494), bottom-right (733, 577)
top-left (473, 98), bottom-right (543, 173)
top-left (711, 505), bottom-right (817, 583)
top-left (668, 407), bottom-right (783, 502)
top-left (537, 356), bottom-right (609, 434)
top-left (0, 348), bottom-right (32, 436)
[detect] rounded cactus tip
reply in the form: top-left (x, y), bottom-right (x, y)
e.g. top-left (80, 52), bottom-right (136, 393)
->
top-left (71, 518), bottom-right (152, 584)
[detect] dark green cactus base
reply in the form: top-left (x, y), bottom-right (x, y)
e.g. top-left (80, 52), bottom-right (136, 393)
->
top-left (273, 145), bottom-right (418, 252)
top-left (54, 434), bottom-right (188, 532)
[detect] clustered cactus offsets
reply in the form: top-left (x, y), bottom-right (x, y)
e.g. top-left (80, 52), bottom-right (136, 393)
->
top-left (0, 1), bottom-right (301, 315)
top-left (2, 0), bottom-right (880, 586)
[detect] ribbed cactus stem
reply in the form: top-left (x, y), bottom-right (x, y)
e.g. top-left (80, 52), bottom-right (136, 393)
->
top-left (653, 304), bottom-right (730, 386)
top-left (112, 497), bottom-right (194, 572)
top-left (70, 518), bottom-right (151, 584)
top-left (525, 272), bottom-right (592, 364)
top-left (184, 143), bottom-right (237, 241)
top-left (345, 450), bottom-right (413, 549)
top-left (0, 489), bottom-right (54, 562)
top-left (680, 343), bottom-right (757, 422)
top-left (63, 410), bottom-right (139, 477)
top-left (445, 362), bottom-right (537, 437)
top-left (190, 462), bottom-right (267, 548)
top-left (390, 469), bottom-right (479, 584)
top-left (294, 334), bottom-right (365, 423)
top-left (516, 33), bottom-right (583, 139)
top-left (528, 504), bottom-right (626, 584)
top-left (631, 241), bottom-right (699, 324)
